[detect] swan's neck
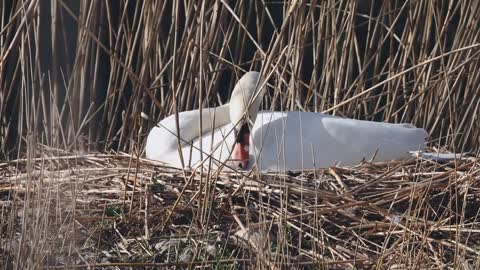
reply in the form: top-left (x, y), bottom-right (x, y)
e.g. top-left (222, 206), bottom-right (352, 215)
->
top-left (173, 104), bottom-right (231, 146)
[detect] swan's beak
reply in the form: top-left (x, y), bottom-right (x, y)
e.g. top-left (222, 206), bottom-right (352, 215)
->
top-left (232, 139), bottom-right (249, 169)
top-left (231, 124), bottom-right (250, 169)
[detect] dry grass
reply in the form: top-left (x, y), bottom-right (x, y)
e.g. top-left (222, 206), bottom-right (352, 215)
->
top-left (1, 147), bottom-right (479, 269)
top-left (1, 0), bottom-right (480, 269)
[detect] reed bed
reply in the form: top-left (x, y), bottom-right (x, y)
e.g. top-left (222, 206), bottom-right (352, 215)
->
top-left (0, 147), bottom-right (479, 269)
top-left (1, 1), bottom-right (480, 158)
top-left (1, 0), bottom-right (480, 269)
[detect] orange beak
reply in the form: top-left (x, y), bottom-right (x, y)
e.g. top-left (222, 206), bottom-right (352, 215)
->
top-left (231, 132), bottom-right (250, 169)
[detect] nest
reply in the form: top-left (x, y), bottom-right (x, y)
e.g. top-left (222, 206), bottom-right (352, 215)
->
top-left (1, 148), bottom-right (479, 269)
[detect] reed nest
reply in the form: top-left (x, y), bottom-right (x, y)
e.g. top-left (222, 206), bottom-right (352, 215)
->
top-left (1, 147), bottom-right (479, 269)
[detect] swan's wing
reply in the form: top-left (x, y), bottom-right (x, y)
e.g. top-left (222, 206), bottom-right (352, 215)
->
top-left (251, 111), bottom-right (344, 171)
top-left (252, 112), bottom-right (427, 171)
top-left (321, 117), bottom-right (427, 162)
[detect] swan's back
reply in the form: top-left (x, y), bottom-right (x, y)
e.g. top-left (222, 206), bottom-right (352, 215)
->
top-left (251, 111), bottom-right (427, 171)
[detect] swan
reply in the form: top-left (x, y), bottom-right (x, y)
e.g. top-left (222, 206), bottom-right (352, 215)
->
top-left (145, 71), bottom-right (427, 171)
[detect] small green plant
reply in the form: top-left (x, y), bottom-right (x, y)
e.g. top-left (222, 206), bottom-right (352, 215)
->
top-left (151, 176), bottom-right (164, 193)
top-left (105, 205), bottom-right (123, 218)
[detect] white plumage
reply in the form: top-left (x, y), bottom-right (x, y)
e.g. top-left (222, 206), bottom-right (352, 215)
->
top-left (146, 72), bottom-right (427, 171)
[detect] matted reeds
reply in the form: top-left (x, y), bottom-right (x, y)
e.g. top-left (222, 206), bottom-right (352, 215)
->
top-left (1, 147), bottom-right (479, 269)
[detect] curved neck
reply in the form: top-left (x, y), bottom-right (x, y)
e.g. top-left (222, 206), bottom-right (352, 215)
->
top-left (173, 104), bottom-right (230, 145)
top-left (229, 72), bottom-right (265, 127)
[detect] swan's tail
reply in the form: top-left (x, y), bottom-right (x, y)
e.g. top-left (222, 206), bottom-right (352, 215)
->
top-left (411, 151), bottom-right (472, 163)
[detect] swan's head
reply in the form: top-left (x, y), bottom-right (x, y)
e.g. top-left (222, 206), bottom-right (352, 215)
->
top-left (228, 71), bottom-right (265, 169)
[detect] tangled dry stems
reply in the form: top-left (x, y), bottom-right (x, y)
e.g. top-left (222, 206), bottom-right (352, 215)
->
top-left (1, 147), bottom-right (479, 269)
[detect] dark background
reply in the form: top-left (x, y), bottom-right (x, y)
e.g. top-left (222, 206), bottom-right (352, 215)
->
top-left (1, 0), bottom-right (479, 159)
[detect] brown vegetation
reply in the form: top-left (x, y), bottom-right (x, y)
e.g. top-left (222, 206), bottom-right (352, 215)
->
top-left (1, 0), bottom-right (480, 269)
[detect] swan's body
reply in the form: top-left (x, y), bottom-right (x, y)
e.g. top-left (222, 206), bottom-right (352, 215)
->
top-left (146, 110), bottom-right (426, 171)
top-left (146, 72), bottom-right (427, 171)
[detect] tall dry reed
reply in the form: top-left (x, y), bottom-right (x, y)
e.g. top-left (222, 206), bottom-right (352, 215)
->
top-left (1, 1), bottom-right (480, 269)
top-left (1, 0), bottom-right (479, 159)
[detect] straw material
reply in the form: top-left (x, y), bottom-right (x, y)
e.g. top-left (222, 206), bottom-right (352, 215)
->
top-left (1, 147), bottom-right (479, 269)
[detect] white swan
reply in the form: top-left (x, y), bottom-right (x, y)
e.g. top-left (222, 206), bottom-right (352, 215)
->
top-left (146, 71), bottom-right (427, 171)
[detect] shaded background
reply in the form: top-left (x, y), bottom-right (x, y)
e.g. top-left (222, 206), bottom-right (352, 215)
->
top-left (1, 0), bottom-right (479, 160)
